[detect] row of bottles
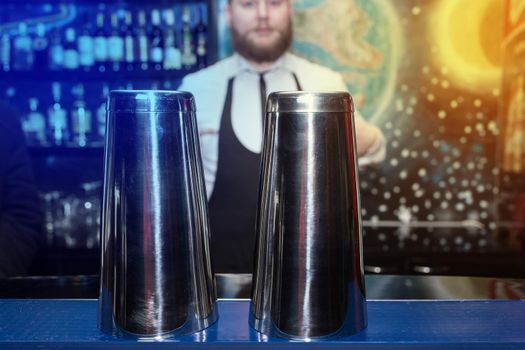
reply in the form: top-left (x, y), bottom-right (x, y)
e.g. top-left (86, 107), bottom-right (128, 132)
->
top-left (15, 80), bottom-right (179, 148)
top-left (21, 83), bottom-right (109, 147)
top-left (0, 3), bottom-right (208, 74)
top-left (0, 2), bottom-right (212, 255)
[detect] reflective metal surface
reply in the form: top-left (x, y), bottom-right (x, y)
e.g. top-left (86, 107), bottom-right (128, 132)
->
top-left (98, 90), bottom-right (217, 338)
top-left (250, 91), bottom-right (367, 339)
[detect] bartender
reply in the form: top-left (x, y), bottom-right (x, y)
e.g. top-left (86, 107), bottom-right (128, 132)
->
top-left (0, 102), bottom-right (43, 278)
top-left (180, 0), bottom-right (385, 273)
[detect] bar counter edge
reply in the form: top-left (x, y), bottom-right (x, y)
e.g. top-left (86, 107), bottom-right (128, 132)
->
top-left (0, 299), bottom-right (524, 349)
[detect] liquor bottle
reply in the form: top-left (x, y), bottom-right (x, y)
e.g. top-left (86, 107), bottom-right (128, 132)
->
top-left (149, 9), bottom-right (164, 71)
top-left (123, 11), bottom-right (135, 71)
top-left (181, 6), bottom-right (196, 70)
top-left (13, 23), bottom-right (34, 71)
top-left (71, 84), bottom-right (92, 147)
top-left (0, 30), bottom-right (10, 72)
top-left (48, 28), bottom-right (64, 71)
top-left (78, 17), bottom-right (95, 72)
top-left (108, 13), bottom-right (124, 72)
top-left (94, 12), bottom-right (109, 72)
top-left (22, 98), bottom-right (47, 146)
top-left (136, 11), bottom-right (149, 71)
top-left (0, 12), bottom-right (10, 71)
top-left (193, 5), bottom-right (207, 69)
top-left (48, 82), bottom-right (68, 146)
top-left (96, 84), bottom-right (109, 144)
top-left (163, 8), bottom-right (182, 71)
top-left (33, 23), bottom-right (49, 70)
top-left (63, 28), bottom-right (79, 70)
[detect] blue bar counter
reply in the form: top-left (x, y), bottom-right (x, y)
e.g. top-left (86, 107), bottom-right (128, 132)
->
top-left (1, 299), bottom-right (525, 349)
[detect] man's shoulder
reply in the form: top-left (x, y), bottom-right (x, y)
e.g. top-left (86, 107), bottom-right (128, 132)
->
top-left (181, 56), bottom-right (237, 88)
top-left (285, 53), bottom-right (346, 90)
top-left (286, 53), bottom-right (342, 79)
top-left (179, 57), bottom-right (236, 127)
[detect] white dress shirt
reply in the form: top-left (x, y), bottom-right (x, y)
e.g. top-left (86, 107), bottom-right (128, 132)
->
top-left (180, 52), bottom-right (386, 197)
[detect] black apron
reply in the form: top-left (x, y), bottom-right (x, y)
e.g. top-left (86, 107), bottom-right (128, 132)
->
top-left (208, 72), bottom-right (302, 273)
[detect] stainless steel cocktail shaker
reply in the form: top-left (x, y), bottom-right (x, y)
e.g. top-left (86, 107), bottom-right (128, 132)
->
top-left (98, 90), bottom-right (217, 338)
top-left (250, 91), bottom-right (367, 339)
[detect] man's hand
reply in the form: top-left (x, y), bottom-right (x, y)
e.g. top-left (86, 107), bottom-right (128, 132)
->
top-left (354, 117), bottom-right (384, 158)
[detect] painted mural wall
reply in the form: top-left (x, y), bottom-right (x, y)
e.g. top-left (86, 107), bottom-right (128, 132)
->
top-left (290, 0), bottom-right (504, 237)
top-left (221, 0), bottom-right (520, 254)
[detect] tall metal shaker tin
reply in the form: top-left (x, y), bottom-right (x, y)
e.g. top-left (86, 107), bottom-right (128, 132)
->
top-left (250, 91), bottom-right (367, 339)
top-left (98, 90), bottom-right (217, 338)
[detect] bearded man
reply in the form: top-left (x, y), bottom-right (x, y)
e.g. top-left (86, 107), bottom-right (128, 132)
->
top-left (179, 0), bottom-right (385, 273)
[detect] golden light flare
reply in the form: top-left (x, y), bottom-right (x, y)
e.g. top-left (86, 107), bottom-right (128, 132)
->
top-left (428, 0), bottom-right (503, 93)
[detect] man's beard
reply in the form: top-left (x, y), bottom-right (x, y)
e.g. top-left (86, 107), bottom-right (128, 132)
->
top-left (230, 23), bottom-right (292, 63)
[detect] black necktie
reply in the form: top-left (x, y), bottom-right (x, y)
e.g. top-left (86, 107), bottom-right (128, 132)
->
top-left (259, 72), bottom-right (267, 131)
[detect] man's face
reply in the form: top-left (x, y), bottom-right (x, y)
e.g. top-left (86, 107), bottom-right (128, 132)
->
top-left (226, 0), bottom-right (293, 63)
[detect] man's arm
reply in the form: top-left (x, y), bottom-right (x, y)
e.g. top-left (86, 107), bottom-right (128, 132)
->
top-left (0, 105), bottom-right (43, 278)
top-left (313, 68), bottom-right (386, 165)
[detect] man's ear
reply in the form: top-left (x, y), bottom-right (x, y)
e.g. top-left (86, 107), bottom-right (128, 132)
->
top-left (225, 3), bottom-right (232, 28)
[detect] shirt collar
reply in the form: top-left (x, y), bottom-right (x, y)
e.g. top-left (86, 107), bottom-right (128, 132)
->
top-left (234, 52), bottom-right (290, 75)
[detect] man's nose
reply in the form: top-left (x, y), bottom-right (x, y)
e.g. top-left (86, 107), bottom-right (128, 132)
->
top-left (257, 0), bottom-right (269, 19)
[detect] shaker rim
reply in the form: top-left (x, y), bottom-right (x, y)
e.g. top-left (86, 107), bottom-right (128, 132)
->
top-left (266, 91), bottom-right (354, 113)
top-left (107, 90), bottom-right (196, 112)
